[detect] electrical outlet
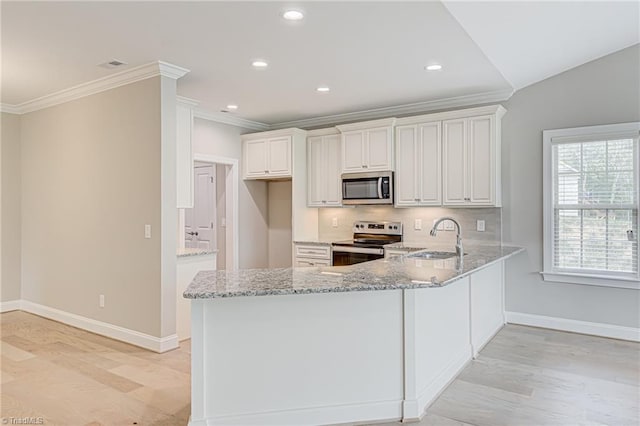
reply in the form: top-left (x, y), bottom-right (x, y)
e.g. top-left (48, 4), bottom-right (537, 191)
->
top-left (332, 217), bottom-right (338, 228)
top-left (144, 224), bottom-right (151, 239)
top-left (477, 220), bottom-right (486, 232)
top-left (414, 219), bottom-right (422, 230)
top-left (444, 220), bottom-right (455, 231)
top-left (99, 294), bottom-right (105, 308)
top-left (221, 217), bottom-right (226, 228)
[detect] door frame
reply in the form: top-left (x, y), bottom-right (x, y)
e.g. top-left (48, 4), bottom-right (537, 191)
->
top-left (192, 154), bottom-right (239, 270)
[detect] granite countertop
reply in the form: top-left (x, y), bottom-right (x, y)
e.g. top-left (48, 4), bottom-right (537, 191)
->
top-left (177, 248), bottom-right (219, 258)
top-left (184, 244), bottom-right (524, 299)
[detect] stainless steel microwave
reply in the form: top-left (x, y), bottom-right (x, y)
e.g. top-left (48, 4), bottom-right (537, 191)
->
top-left (341, 171), bottom-right (393, 205)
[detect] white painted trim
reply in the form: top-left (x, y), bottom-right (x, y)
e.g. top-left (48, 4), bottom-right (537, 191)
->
top-left (240, 127), bottom-right (307, 140)
top-left (335, 117), bottom-right (397, 132)
top-left (18, 300), bottom-right (179, 352)
top-left (193, 154), bottom-right (240, 270)
top-left (395, 104), bottom-right (507, 126)
top-left (542, 122), bottom-right (640, 286)
top-left (414, 347), bottom-right (472, 420)
top-left (188, 399), bottom-right (402, 426)
top-left (0, 300), bottom-right (21, 313)
top-left (3, 61), bottom-right (189, 114)
top-left (505, 311), bottom-right (640, 342)
top-left (177, 95), bottom-right (200, 107)
top-left (194, 109), bottom-right (270, 132)
top-left (269, 89), bottom-right (514, 130)
top-left (0, 104), bottom-right (21, 114)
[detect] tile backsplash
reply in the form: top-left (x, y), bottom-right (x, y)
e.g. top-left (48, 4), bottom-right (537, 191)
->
top-left (318, 206), bottom-right (502, 245)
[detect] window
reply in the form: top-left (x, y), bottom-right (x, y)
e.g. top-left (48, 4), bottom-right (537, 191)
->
top-left (542, 122), bottom-right (640, 289)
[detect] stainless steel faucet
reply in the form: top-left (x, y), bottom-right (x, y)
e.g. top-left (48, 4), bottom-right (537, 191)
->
top-left (430, 217), bottom-right (463, 257)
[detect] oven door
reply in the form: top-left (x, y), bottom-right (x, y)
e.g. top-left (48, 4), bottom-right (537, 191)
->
top-left (332, 246), bottom-right (384, 266)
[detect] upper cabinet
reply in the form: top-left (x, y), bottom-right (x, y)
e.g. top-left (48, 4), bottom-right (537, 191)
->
top-left (242, 134), bottom-right (294, 180)
top-left (442, 113), bottom-right (502, 207)
top-left (395, 122), bottom-right (442, 207)
top-left (176, 98), bottom-right (197, 208)
top-left (336, 118), bottom-right (396, 173)
top-left (395, 105), bottom-right (506, 208)
top-left (307, 129), bottom-right (342, 207)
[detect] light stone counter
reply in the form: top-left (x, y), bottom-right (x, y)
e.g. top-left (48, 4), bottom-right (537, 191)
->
top-left (184, 244), bottom-right (523, 299)
top-left (177, 248), bottom-right (218, 258)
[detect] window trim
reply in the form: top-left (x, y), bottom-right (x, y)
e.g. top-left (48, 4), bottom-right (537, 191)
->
top-left (542, 122), bottom-right (640, 289)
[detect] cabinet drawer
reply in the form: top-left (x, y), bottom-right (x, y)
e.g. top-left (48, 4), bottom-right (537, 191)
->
top-left (385, 249), bottom-right (409, 259)
top-left (295, 258), bottom-right (331, 267)
top-left (295, 245), bottom-right (331, 259)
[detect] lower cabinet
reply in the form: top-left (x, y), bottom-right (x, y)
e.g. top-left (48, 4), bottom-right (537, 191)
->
top-left (294, 243), bottom-right (332, 266)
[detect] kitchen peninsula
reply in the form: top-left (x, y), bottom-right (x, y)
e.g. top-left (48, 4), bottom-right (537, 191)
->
top-left (184, 245), bottom-right (524, 426)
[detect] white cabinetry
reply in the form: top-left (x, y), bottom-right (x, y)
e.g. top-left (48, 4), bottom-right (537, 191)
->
top-left (395, 105), bottom-right (505, 208)
top-left (176, 98), bottom-right (197, 208)
top-left (294, 243), bottom-right (332, 267)
top-left (395, 122), bottom-right (442, 207)
top-left (307, 129), bottom-right (342, 207)
top-left (443, 113), bottom-right (502, 206)
top-left (337, 118), bottom-right (396, 173)
top-left (243, 136), bottom-right (292, 179)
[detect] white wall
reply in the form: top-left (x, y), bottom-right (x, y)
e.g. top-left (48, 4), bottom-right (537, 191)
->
top-left (502, 44), bottom-right (640, 328)
top-left (19, 77), bottom-right (172, 337)
top-left (1, 112), bottom-right (22, 302)
top-left (192, 118), bottom-right (268, 268)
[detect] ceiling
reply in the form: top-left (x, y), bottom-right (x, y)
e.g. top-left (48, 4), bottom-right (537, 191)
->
top-left (2, 1), bottom-right (638, 126)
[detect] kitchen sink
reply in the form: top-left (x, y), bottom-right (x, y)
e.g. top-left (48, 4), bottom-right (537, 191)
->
top-left (408, 251), bottom-right (465, 260)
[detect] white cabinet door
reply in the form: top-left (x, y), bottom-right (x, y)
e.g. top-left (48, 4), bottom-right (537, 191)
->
top-left (467, 115), bottom-right (494, 205)
top-left (342, 131), bottom-right (365, 172)
top-left (367, 127), bottom-right (393, 171)
top-left (267, 136), bottom-right (291, 176)
top-left (442, 119), bottom-right (467, 205)
top-left (307, 136), bottom-right (325, 207)
top-left (245, 139), bottom-right (268, 178)
top-left (419, 122), bottom-right (442, 205)
top-left (395, 125), bottom-right (419, 206)
top-left (176, 103), bottom-right (194, 208)
top-left (324, 134), bottom-right (343, 206)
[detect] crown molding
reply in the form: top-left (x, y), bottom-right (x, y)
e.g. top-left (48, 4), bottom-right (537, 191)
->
top-left (269, 88), bottom-right (514, 130)
top-left (193, 109), bottom-right (270, 132)
top-left (0, 104), bottom-right (21, 114)
top-left (3, 61), bottom-right (190, 115)
top-left (241, 127), bottom-right (307, 141)
top-left (176, 95), bottom-right (200, 107)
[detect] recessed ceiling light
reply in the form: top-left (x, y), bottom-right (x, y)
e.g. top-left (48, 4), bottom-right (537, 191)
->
top-left (316, 86), bottom-right (330, 92)
top-left (226, 104), bottom-right (238, 110)
top-left (283, 10), bottom-right (304, 20)
top-left (425, 64), bottom-right (442, 71)
top-left (252, 60), bottom-right (268, 68)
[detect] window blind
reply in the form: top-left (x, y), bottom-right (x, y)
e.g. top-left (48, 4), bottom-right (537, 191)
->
top-left (552, 137), bottom-right (638, 275)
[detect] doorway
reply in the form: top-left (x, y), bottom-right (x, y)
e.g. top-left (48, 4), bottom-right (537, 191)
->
top-left (185, 163), bottom-right (216, 250)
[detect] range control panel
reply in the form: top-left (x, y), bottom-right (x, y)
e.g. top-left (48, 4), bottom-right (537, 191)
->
top-left (352, 221), bottom-right (403, 235)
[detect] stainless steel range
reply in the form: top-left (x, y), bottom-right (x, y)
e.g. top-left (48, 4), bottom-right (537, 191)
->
top-left (332, 221), bottom-right (403, 266)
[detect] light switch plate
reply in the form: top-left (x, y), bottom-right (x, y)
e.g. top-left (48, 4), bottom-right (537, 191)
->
top-left (414, 219), bottom-right (422, 230)
top-left (477, 220), bottom-right (486, 232)
top-left (144, 224), bottom-right (151, 239)
top-left (332, 217), bottom-right (338, 228)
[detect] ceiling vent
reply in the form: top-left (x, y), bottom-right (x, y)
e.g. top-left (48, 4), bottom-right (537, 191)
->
top-left (99, 60), bottom-right (128, 69)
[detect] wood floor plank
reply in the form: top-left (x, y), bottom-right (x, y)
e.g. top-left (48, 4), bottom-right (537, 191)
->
top-left (2, 312), bottom-right (638, 426)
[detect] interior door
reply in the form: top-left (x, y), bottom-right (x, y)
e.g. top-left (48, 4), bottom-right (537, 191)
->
top-left (185, 165), bottom-right (216, 249)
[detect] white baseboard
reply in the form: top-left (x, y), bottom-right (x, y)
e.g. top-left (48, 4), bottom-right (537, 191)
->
top-left (188, 400), bottom-right (402, 426)
top-left (505, 311), bottom-right (640, 342)
top-left (415, 346), bottom-right (473, 419)
top-left (0, 300), bottom-right (22, 313)
top-left (9, 300), bottom-right (178, 352)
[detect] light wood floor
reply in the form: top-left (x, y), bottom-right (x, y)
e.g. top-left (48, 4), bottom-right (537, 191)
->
top-left (1, 311), bottom-right (639, 426)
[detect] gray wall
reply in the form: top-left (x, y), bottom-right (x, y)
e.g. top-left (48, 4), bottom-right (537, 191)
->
top-left (1, 112), bottom-right (22, 302)
top-left (502, 44), bottom-right (640, 328)
top-left (19, 77), bottom-right (167, 336)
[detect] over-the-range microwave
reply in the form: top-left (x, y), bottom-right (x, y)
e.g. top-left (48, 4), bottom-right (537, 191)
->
top-left (341, 171), bottom-right (393, 205)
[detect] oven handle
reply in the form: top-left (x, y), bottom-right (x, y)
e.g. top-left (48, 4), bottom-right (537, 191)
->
top-left (377, 177), bottom-right (383, 199)
top-left (331, 246), bottom-right (384, 255)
